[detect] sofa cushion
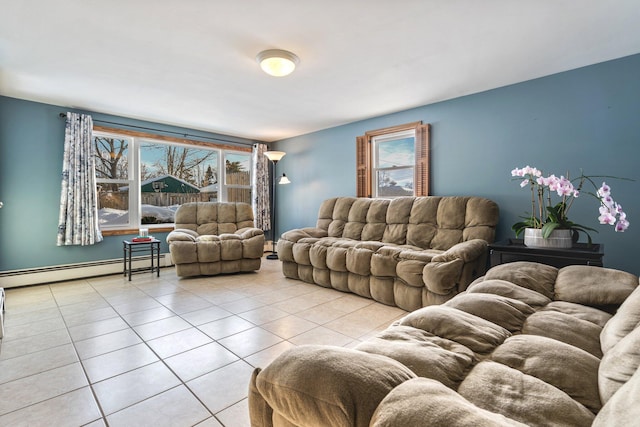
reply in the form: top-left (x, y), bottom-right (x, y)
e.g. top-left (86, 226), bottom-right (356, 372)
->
top-left (555, 265), bottom-right (638, 307)
top-left (346, 246), bottom-right (374, 276)
top-left (489, 334), bottom-right (601, 413)
top-left (382, 198), bottom-right (413, 245)
top-left (540, 301), bottom-right (613, 328)
top-left (594, 364), bottom-right (640, 426)
top-left (463, 197), bottom-right (501, 241)
top-left (255, 345), bottom-right (416, 427)
top-left (195, 240), bottom-right (221, 263)
top-left (522, 311), bottom-right (604, 358)
top-left (467, 279), bottom-right (552, 307)
top-left (356, 325), bottom-right (476, 388)
top-left (174, 202), bottom-right (198, 228)
top-left (359, 200), bottom-right (388, 241)
top-left (458, 361), bottom-right (595, 426)
top-left (397, 250), bottom-right (436, 288)
top-left (399, 306), bottom-right (510, 354)
top-left (197, 202), bottom-right (219, 224)
top-left (600, 282), bottom-right (640, 353)
top-left (370, 378), bottom-right (526, 427)
top-left (483, 261), bottom-right (558, 300)
top-left (315, 197), bottom-right (338, 230)
top-left (327, 198), bottom-right (356, 237)
top-left (599, 324), bottom-right (640, 403)
top-left (406, 197), bottom-right (439, 248)
top-left (444, 293), bottom-right (534, 333)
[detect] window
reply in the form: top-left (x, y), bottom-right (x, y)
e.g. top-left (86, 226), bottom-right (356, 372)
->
top-left (223, 151), bottom-right (251, 203)
top-left (356, 122), bottom-right (430, 198)
top-left (94, 134), bottom-right (133, 227)
top-left (373, 130), bottom-right (416, 197)
top-left (93, 128), bottom-right (252, 232)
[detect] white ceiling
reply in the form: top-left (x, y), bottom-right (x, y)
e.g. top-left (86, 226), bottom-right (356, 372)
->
top-left (1, 1), bottom-right (640, 142)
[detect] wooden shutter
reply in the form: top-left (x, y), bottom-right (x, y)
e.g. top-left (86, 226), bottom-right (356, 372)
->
top-left (414, 123), bottom-right (430, 196)
top-left (357, 122), bottom-right (430, 198)
top-left (356, 135), bottom-right (371, 197)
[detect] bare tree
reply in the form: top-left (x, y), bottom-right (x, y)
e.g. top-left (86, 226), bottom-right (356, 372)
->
top-left (94, 137), bottom-right (128, 179)
top-left (147, 145), bottom-right (216, 186)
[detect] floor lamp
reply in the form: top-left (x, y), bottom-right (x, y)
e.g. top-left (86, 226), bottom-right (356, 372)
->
top-left (264, 151), bottom-right (289, 259)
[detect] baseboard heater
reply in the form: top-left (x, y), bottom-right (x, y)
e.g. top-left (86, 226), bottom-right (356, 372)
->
top-left (0, 253), bottom-right (173, 289)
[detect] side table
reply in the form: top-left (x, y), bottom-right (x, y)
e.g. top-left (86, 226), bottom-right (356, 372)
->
top-left (123, 239), bottom-right (161, 281)
top-left (489, 239), bottom-right (604, 269)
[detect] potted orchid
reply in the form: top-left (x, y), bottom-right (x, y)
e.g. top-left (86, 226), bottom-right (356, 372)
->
top-left (511, 166), bottom-right (630, 248)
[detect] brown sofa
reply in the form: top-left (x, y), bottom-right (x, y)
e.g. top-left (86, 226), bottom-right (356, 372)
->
top-left (249, 261), bottom-right (640, 427)
top-left (277, 196), bottom-right (499, 311)
top-left (166, 202), bottom-right (264, 277)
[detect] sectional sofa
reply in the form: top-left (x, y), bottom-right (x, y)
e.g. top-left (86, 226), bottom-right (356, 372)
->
top-left (276, 196), bottom-right (499, 311)
top-left (249, 261), bottom-right (640, 427)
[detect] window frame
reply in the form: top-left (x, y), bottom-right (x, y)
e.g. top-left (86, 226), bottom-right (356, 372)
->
top-left (93, 126), bottom-right (252, 235)
top-left (356, 122), bottom-right (430, 198)
top-left (371, 128), bottom-right (416, 198)
top-left (93, 131), bottom-right (137, 231)
top-left (221, 150), bottom-right (252, 203)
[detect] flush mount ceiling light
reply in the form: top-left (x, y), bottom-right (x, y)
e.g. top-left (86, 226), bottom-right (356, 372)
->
top-left (256, 49), bottom-right (299, 77)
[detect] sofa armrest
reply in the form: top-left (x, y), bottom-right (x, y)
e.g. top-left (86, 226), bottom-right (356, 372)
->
top-left (281, 227), bottom-right (328, 243)
top-left (423, 239), bottom-right (488, 295)
top-left (166, 229), bottom-right (198, 243)
top-left (278, 228), bottom-right (328, 263)
top-left (235, 227), bottom-right (265, 239)
top-left (434, 239), bottom-right (488, 263)
top-left (250, 345), bottom-right (415, 427)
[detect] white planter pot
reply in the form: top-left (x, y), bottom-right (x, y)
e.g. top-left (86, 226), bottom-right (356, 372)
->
top-left (523, 228), bottom-right (573, 249)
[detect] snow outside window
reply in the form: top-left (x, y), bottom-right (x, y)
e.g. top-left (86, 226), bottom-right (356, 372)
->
top-left (93, 131), bottom-right (251, 230)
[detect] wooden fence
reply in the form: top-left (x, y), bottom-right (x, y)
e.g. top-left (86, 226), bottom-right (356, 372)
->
top-left (99, 172), bottom-right (251, 209)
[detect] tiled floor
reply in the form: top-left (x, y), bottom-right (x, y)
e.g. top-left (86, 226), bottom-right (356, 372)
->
top-left (0, 259), bottom-right (407, 426)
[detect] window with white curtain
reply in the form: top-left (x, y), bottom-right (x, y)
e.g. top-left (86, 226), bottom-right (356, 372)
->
top-left (93, 129), bottom-right (252, 231)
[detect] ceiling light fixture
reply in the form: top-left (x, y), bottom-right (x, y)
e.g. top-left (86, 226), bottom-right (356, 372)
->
top-left (256, 49), bottom-right (299, 77)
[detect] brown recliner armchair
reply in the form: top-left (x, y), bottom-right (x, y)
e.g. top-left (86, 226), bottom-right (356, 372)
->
top-left (166, 202), bottom-right (264, 277)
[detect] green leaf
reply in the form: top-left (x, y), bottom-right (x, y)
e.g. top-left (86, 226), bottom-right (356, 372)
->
top-left (541, 222), bottom-right (561, 238)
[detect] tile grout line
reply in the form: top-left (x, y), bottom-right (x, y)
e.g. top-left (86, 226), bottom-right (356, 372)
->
top-left (1, 261), bottom-right (404, 426)
top-left (0, 282), bottom-right (107, 424)
top-left (84, 279), bottom-right (220, 425)
top-left (55, 280), bottom-right (110, 426)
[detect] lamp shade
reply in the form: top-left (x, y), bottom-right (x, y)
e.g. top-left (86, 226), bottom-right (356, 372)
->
top-left (256, 49), bottom-right (299, 77)
top-left (279, 174), bottom-right (291, 185)
top-left (264, 151), bottom-right (286, 162)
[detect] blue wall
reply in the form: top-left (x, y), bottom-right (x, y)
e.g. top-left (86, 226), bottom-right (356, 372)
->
top-left (273, 54), bottom-right (640, 275)
top-left (1, 53), bottom-right (639, 275)
top-left (0, 96), bottom-right (259, 271)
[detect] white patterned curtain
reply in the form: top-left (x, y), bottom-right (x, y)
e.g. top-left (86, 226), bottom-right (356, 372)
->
top-left (252, 143), bottom-right (271, 232)
top-left (56, 112), bottom-right (103, 246)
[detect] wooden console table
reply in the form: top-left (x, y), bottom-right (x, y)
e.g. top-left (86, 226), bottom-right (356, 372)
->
top-left (489, 239), bottom-right (604, 269)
